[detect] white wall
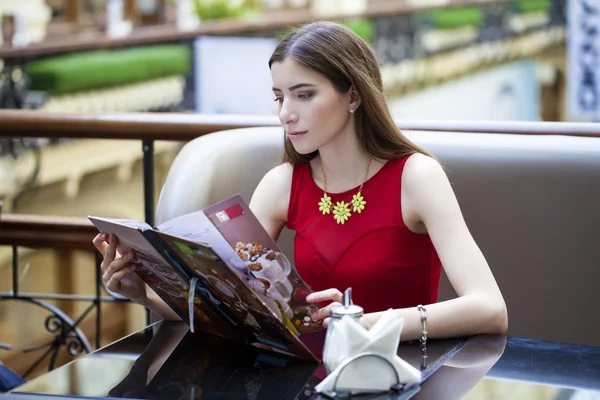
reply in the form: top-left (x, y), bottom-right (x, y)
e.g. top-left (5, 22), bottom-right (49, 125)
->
top-left (388, 60), bottom-right (540, 121)
top-left (194, 36), bottom-right (278, 115)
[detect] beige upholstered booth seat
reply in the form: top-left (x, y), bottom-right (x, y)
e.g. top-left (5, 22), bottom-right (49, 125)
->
top-left (155, 126), bottom-right (600, 347)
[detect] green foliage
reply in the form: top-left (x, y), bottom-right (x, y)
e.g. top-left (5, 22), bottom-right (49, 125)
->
top-left (193, 0), bottom-right (244, 20)
top-left (512, 0), bottom-right (551, 14)
top-left (419, 6), bottom-right (483, 30)
top-left (339, 18), bottom-right (375, 44)
top-left (27, 45), bottom-right (190, 95)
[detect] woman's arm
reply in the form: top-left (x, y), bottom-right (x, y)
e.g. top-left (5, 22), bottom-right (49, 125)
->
top-left (93, 233), bottom-right (182, 321)
top-left (248, 163), bottom-right (293, 241)
top-left (140, 286), bottom-right (183, 321)
top-left (125, 164), bottom-right (292, 324)
top-left (362, 153), bottom-right (508, 340)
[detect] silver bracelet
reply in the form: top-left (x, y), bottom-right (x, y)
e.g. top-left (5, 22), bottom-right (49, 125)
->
top-left (417, 304), bottom-right (428, 349)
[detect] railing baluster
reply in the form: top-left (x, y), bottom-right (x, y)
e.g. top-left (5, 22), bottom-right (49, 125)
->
top-left (95, 252), bottom-right (102, 350)
top-left (142, 139), bottom-right (154, 326)
top-left (12, 245), bottom-right (18, 297)
top-left (48, 343), bottom-right (60, 371)
top-left (142, 139), bottom-right (155, 227)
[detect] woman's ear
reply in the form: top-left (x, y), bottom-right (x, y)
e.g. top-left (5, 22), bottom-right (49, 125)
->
top-left (348, 86), bottom-right (362, 111)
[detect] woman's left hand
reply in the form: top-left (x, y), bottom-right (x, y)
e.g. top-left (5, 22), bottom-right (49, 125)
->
top-left (305, 288), bottom-right (343, 327)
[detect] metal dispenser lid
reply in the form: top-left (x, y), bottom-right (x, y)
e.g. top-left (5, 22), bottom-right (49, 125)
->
top-left (331, 287), bottom-right (364, 319)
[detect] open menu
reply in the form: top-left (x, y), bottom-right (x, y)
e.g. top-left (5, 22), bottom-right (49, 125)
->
top-left (89, 195), bottom-right (323, 361)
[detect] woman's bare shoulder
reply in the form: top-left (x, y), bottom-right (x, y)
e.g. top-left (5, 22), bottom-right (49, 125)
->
top-left (249, 163), bottom-right (294, 239)
top-left (259, 162), bottom-right (294, 194)
top-left (267, 162), bottom-right (294, 181)
top-left (402, 152), bottom-right (446, 192)
top-left (401, 153), bottom-right (448, 231)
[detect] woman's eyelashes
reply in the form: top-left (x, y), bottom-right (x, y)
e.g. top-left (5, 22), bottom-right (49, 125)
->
top-left (297, 92), bottom-right (313, 99)
top-left (272, 92), bottom-right (314, 103)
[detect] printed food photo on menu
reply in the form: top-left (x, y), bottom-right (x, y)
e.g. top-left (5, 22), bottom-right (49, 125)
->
top-left (204, 199), bottom-right (324, 334)
top-left (159, 236), bottom-right (301, 353)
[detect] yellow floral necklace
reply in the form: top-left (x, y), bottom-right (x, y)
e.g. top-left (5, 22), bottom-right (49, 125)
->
top-left (318, 155), bottom-right (372, 224)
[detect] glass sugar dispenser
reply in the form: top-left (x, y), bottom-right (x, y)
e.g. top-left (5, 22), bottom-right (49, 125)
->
top-left (322, 287), bottom-right (364, 374)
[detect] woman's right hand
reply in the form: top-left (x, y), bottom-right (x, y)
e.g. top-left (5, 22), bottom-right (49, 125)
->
top-left (92, 233), bottom-right (148, 302)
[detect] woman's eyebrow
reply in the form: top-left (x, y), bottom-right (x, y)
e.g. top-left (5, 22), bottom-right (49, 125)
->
top-left (272, 83), bottom-right (316, 92)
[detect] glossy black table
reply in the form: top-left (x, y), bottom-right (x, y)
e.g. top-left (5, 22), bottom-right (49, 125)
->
top-left (5, 321), bottom-right (600, 399)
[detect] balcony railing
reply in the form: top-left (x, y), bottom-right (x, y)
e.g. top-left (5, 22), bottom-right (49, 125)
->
top-left (0, 109), bottom-right (599, 377)
top-left (0, 0), bottom-right (518, 61)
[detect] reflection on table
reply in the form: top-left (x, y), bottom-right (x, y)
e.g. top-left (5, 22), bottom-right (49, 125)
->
top-left (9, 320), bottom-right (600, 400)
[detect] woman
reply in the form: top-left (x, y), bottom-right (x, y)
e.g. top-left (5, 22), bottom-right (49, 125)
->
top-left (93, 21), bottom-right (507, 342)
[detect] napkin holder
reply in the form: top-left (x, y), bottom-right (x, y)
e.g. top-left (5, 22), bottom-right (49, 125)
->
top-left (317, 352), bottom-right (421, 399)
top-left (315, 307), bottom-right (422, 398)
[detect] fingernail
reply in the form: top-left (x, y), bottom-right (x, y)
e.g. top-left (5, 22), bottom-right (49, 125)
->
top-left (306, 294), bottom-right (314, 302)
top-left (311, 313), bottom-right (318, 321)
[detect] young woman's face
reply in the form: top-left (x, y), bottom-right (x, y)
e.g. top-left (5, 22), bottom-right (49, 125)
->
top-left (270, 58), bottom-right (353, 155)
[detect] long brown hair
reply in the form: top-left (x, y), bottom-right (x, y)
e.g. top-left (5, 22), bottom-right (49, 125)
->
top-left (269, 21), bottom-right (434, 164)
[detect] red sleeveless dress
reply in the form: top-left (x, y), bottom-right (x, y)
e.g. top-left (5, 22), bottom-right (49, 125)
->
top-left (287, 155), bottom-right (442, 314)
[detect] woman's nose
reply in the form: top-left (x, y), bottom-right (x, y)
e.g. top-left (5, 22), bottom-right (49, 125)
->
top-left (279, 101), bottom-right (298, 124)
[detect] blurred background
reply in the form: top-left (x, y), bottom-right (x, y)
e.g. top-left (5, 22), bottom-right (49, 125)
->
top-left (0, 0), bottom-right (594, 395)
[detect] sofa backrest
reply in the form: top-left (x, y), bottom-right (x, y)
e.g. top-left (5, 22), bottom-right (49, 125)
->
top-left (156, 126), bottom-right (600, 346)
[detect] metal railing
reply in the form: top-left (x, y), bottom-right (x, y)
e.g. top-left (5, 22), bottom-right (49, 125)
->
top-left (0, 0), bottom-right (517, 61)
top-left (0, 213), bottom-right (129, 377)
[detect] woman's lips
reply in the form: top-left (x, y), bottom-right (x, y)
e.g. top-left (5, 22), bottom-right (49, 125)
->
top-left (287, 131), bottom-right (307, 140)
